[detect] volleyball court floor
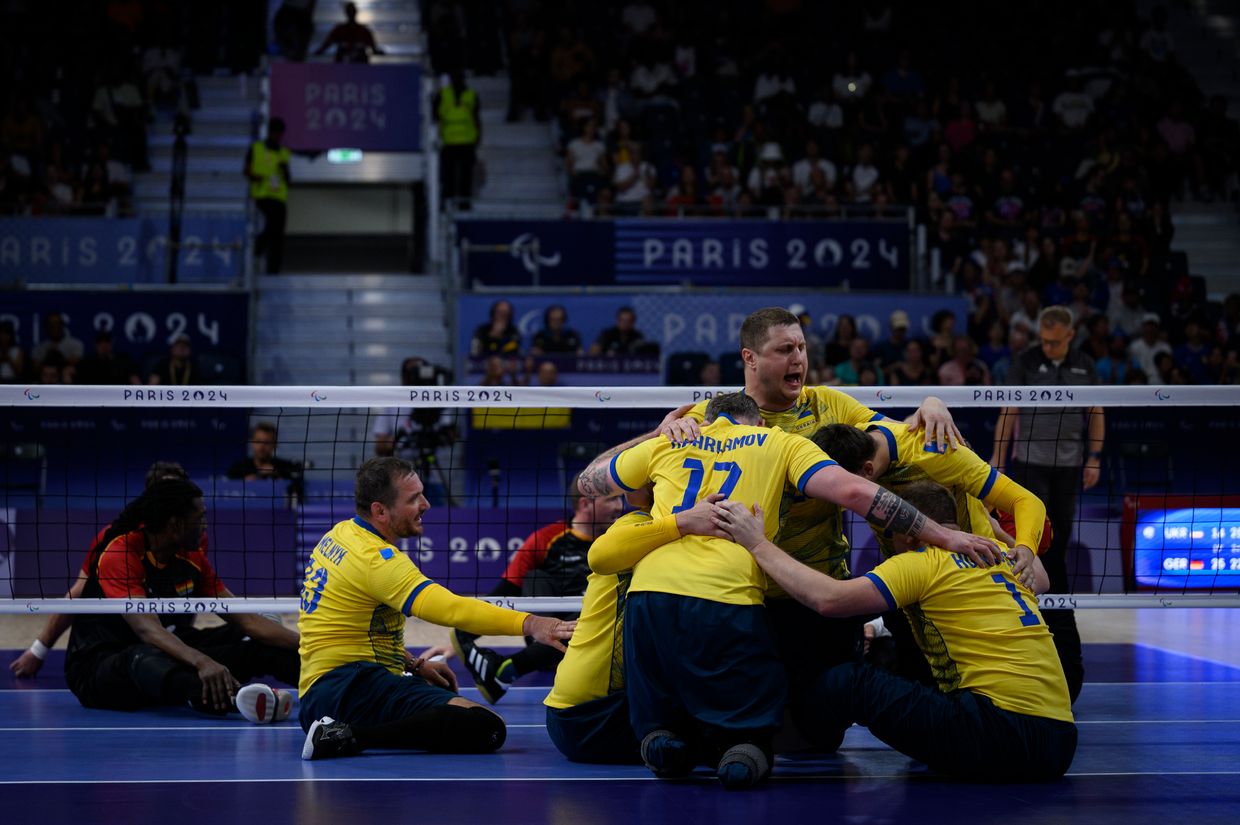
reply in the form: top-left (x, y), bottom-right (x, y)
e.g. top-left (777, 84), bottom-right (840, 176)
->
top-left (2, 635), bottom-right (1238, 825)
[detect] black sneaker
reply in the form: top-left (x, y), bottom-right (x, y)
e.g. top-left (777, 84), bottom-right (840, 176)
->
top-left (640, 730), bottom-right (695, 778)
top-left (452, 634), bottom-right (513, 705)
top-left (716, 743), bottom-right (770, 790)
top-left (301, 716), bottom-right (361, 761)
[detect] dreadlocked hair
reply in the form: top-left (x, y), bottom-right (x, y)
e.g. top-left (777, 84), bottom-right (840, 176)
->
top-left (90, 478), bottom-right (204, 559)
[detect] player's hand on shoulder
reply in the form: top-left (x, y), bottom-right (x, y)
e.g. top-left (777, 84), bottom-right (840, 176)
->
top-left (1006, 545), bottom-right (1037, 589)
top-left (942, 529), bottom-right (1003, 567)
top-left (658, 404), bottom-right (700, 445)
top-left (525, 615), bottom-right (576, 652)
top-left (905, 396), bottom-right (962, 452)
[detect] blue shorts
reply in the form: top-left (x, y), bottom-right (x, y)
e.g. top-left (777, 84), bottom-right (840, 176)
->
top-left (545, 691), bottom-right (640, 764)
top-left (623, 591), bottom-right (786, 739)
top-left (299, 661), bottom-right (457, 732)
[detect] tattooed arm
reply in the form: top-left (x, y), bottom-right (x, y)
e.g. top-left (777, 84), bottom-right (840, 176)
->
top-left (802, 464), bottom-right (1003, 566)
top-left (577, 431), bottom-right (658, 498)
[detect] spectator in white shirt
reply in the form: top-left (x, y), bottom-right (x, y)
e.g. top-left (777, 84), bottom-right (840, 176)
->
top-left (566, 119), bottom-right (608, 203)
top-left (1128, 313), bottom-right (1173, 377)
top-left (832, 51), bottom-right (872, 105)
top-left (1052, 79), bottom-right (1094, 130)
top-left (849, 143), bottom-right (881, 202)
top-left (613, 143), bottom-right (657, 205)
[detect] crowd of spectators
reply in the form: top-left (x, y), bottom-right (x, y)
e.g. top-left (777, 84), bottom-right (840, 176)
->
top-left (451, 1), bottom-right (1240, 386)
top-left (466, 300), bottom-right (660, 385)
top-left (494, 1), bottom-right (1239, 224)
top-left (0, 312), bottom-right (240, 385)
top-left (1, 1), bottom-right (265, 217)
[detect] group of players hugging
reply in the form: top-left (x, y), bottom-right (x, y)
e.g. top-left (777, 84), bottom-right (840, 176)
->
top-left (14, 307), bottom-right (1077, 789)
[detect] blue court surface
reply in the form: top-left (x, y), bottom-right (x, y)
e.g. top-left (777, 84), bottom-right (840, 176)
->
top-left (2, 643), bottom-right (1238, 825)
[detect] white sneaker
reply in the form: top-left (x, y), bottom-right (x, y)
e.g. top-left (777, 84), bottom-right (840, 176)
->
top-left (236, 683), bottom-right (295, 724)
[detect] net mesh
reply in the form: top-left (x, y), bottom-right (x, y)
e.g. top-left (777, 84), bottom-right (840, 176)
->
top-left (2, 384), bottom-right (1239, 613)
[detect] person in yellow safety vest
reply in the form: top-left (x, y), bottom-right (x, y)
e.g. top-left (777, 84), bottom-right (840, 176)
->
top-left (244, 118), bottom-right (291, 274)
top-left (433, 67), bottom-right (482, 210)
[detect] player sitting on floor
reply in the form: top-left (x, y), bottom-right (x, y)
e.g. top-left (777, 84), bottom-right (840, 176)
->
top-left (297, 457), bottom-right (575, 760)
top-left (64, 478), bottom-right (300, 725)
top-left (11, 460), bottom-right (194, 679)
top-left (453, 480), bottom-right (623, 704)
top-left (544, 483), bottom-right (725, 764)
top-left (580, 391), bottom-right (1001, 789)
top-left (709, 480), bottom-right (1077, 781)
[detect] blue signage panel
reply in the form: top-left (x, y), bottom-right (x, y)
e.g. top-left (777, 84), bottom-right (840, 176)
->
top-left (0, 290), bottom-right (249, 380)
top-left (0, 216), bottom-right (247, 285)
top-left (455, 219), bottom-right (614, 287)
top-left (454, 218), bottom-right (909, 289)
top-left (614, 219), bottom-right (908, 288)
top-left (456, 291), bottom-right (967, 382)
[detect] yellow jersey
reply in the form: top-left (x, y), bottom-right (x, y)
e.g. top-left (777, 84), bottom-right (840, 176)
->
top-left (611, 415), bottom-right (835, 606)
top-left (686, 386), bottom-right (883, 591)
top-left (867, 547), bottom-right (1074, 722)
top-left (544, 511), bottom-right (651, 709)
top-left (866, 421), bottom-right (1044, 558)
top-left (297, 517), bottom-right (433, 695)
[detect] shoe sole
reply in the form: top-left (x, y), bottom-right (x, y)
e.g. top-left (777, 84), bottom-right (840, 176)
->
top-left (273, 690), bottom-right (295, 723)
top-left (236, 684), bottom-right (276, 724)
top-left (302, 717), bottom-right (329, 761)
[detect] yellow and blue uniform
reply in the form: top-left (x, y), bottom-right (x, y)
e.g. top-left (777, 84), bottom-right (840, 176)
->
top-left (609, 415), bottom-right (837, 741)
top-left (684, 387), bottom-right (883, 586)
top-left (545, 510), bottom-right (675, 763)
top-left (609, 414), bottom-right (836, 605)
top-left (864, 421), bottom-right (1045, 559)
top-left (682, 387), bottom-right (884, 750)
top-left (866, 548), bottom-right (1073, 722)
top-left (800, 546), bottom-right (1077, 781)
top-left (297, 516), bottom-right (529, 732)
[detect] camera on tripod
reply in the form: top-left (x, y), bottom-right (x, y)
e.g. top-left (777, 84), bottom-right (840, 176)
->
top-left (398, 358), bottom-right (457, 465)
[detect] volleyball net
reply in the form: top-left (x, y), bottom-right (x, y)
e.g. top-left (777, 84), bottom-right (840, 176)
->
top-left (1, 384), bottom-right (1239, 614)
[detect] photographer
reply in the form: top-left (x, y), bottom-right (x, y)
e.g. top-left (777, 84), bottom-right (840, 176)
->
top-left (372, 358), bottom-right (462, 506)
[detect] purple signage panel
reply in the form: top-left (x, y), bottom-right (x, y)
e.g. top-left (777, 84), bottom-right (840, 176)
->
top-left (269, 63), bottom-right (422, 152)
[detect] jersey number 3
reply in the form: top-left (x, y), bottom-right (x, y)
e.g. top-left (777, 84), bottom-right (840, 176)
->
top-left (301, 562), bottom-right (329, 613)
top-left (671, 459), bottom-right (744, 513)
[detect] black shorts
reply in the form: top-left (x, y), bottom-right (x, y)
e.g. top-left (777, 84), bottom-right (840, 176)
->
top-left (545, 691), bottom-right (640, 764)
top-left (299, 661), bottom-right (457, 732)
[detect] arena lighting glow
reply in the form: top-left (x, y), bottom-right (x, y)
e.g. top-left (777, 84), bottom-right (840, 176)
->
top-left (326, 148), bottom-right (364, 164)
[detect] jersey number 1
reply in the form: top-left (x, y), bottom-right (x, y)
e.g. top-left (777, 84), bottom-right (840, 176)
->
top-left (671, 459), bottom-right (744, 513)
top-left (991, 573), bottom-right (1040, 627)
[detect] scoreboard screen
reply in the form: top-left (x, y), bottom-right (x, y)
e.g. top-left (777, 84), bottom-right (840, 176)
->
top-left (1124, 496), bottom-right (1240, 590)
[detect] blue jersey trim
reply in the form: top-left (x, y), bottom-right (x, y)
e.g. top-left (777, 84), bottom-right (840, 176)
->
top-left (864, 572), bottom-right (897, 611)
top-left (609, 453), bottom-right (637, 492)
top-left (717, 413), bottom-right (738, 425)
top-left (868, 424), bottom-right (899, 464)
top-left (352, 516), bottom-right (386, 541)
top-left (796, 408), bottom-right (814, 420)
top-left (868, 412), bottom-right (888, 421)
top-left (402, 579), bottom-right (434, 617)
top-left (797, 459), bottom-right (838, 494)
top-left (978, 466), bottom-right (1000, 499)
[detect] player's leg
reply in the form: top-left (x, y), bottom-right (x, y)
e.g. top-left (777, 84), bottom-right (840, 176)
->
top-left (767, 597), bottom-right (862, 752)
top-left (300, 662), bottom-right (506, 759)
top-left (545, 691), bottom-right (641, 764)
top-left (674, 598), bottom-right (787, 790)
top-left (65, 646), bottom-right (159, 711)
top-left (623, 591), bottom-right (696, 777)
top-left (1044, 466), bottom-right (1085, 701)
top-left (453, 578), bottom-right (521, 703)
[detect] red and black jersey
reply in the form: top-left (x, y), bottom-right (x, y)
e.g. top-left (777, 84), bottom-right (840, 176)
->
top-left (82, 523), bottom-right (209, 578)
top-left (69, 530), bottom-right (224, 657)
top-left (502, 521), bottom-right (593, 597)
